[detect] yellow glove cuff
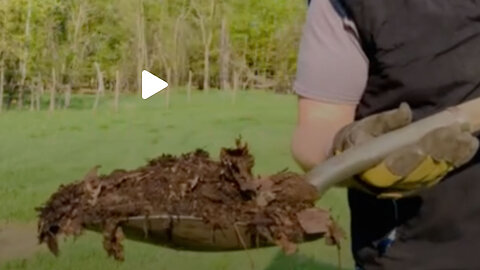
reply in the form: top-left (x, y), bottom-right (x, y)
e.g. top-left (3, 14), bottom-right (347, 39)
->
top-left (360, 156), bottom-right (453, 191)
top-left (360, 162), bottom-right (402, 188)
top-left (403, 156), bottom-right (451, 185)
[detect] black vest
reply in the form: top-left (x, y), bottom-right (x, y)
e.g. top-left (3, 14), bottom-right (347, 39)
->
top-left (337, 0), bottom-right (480, 269)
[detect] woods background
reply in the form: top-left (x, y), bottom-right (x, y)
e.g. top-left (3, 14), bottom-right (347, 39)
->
top-left (0, 0), bottom-right (307, 111)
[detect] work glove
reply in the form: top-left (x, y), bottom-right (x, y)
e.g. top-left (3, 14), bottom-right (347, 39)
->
top-left (332, 103), bottom-right (479, 199)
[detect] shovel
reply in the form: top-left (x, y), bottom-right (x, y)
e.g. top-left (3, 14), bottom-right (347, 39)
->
top-left (115, 97), bottom-right (480, 251)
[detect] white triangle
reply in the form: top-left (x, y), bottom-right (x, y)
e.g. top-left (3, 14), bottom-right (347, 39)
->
top-left (142, 70), bottom-right (168, 99)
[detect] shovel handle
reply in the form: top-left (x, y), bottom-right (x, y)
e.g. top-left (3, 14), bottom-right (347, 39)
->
top-left (306, 97), bottom-right (480, 195)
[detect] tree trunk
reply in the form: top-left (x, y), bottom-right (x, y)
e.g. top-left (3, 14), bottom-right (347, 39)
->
top-left (219, 16), bottom-right (230, 90)
top-left (18, 0), bottom-right (32, 109)
top-left (30, 86), bottom-right (35, 111)
top-left (187, 70), bottom-right (192, 103)
top-left (94, 62), bottom-right (105, 96)
top-left (93, 63), bottom-right (104, 111)
top-left (203, 45), bottom-right (210, 92)
top-left (114, 70), bottom-right (120, 112)
top-left (69, 0), bottom-right (87, 88)
top-left (49, 68), bottom-right (56, 112)
top-left (166, 68), bottom-right (171, 109)
top-left (0, 64), bottom-right (4, 113)
top-left (232, 71), bottom-right (238, 104)
top-left (173, 14), bottom-right (183, 88)
top-left (35, 78), bottom-right (41, 111)
top-left (93, 89), bottom-right (100, 111)
top-left (39, 77), bottom-right (44, 95)
top-left (64, 84), bottom-right (72, 109)
top-left (136, 0), bottom-right (146, 94)
top-left (194, 0), bottom-right (215, 93)
top-left (253, 41), bottom-right (258, 78)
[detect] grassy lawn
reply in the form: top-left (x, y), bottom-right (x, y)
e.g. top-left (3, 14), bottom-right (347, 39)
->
top-left (0, 90), bottom-right (353, 270)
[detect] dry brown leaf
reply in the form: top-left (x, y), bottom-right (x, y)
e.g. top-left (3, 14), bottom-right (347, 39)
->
top-left (83, 166), bottom-right (103, 205)
top-left (256, 191), bottom-right (276, 207)
top-left (275, 233), bottom-right (297, 255)
top-left (325, 220), bottom-right (346, 247)
top-left (83, 166), bottom-right (100, 182)
top-left (257, 177), bottom-right (274, 192)
top-left (46, 234), bottom-right (59, 256)
top-left (189, 176), bottom-right (200, 190)
top-left (296, 208), bottom-right (331, 234)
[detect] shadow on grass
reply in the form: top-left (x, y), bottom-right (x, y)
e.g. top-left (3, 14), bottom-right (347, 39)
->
top-left (264, 251), bottom-right (351, 270)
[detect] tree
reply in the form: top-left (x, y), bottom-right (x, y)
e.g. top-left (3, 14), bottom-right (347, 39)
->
top-left (192, 0), bottom-right (217, 92)
top-left (135, 0), bottom-right (147, 94)
top-left (219, 16), bottom-right (230, 90)
top-left (0, 63), bottom-right (4, 112)
top-left (0, 0), bottom-right (307, 110)
top-left (0, 0), bottom-right (6, 112)
top-left (18, 0), bottom-right (32, 109)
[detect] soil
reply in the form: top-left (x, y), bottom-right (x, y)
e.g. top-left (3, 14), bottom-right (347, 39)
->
top-left (37, 140), bottom-right (343, 261)
top-left (0, 223), bottom-right (45, 263)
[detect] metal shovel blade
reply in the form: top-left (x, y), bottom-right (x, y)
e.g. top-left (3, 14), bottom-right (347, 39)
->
top-left (118, 214), bottom-right (261, 251)
top-left (114, 214), bottom-right (322, 251)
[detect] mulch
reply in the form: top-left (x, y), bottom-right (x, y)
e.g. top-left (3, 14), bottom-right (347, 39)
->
top-left (37, 139), bottom-right (343, 260)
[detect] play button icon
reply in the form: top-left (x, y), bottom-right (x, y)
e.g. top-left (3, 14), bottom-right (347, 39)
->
top-left (141, 70), bottom-right (168, 99)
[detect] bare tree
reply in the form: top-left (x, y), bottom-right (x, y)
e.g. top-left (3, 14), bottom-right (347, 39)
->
top-left (0, 0), bottom-right (5, 113)
top-left (187, 70), bottom-right (192, 103)
top-left (64, 84), bottom-right (72, 109)
top-left (35, 76), bottom-right (42, 110)
top-left (114, 70), bottom-right (120, 112)
top-left (38, 76), bottom-right (44, 95)
top-left (135, 0), bottom-right (147, 94)
top-left (93, 62), bottom-right (104, 110)
top-left (49, 68), bottom-right (56, 112)
top-left (219, 16), bottom-right (230, 90)
top-left (18, 0), bottom-right (32, 109)
top-left (166, 68), bottom-right (171, 109)
top-left (29, 84), bottom-right (35, 111)
top-left (232, 70), bottom-right (238, 104)
top-left (192, 0), bottom-right (216, 92)
top-left (94, 62), bottom-right (105, 95)
top-left (68, 0), bottom-right (89, 89)
top-left (0, 63), bottom-right (4, 113)
top-left (172, 5), bottom-right (190, 87)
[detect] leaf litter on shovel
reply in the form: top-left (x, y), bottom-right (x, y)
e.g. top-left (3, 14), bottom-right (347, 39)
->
top-left (37, 139), bottom-right (344, 260)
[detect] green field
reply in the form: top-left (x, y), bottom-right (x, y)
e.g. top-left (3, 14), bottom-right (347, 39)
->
top-left (0, 90), bottom-right (353, 270)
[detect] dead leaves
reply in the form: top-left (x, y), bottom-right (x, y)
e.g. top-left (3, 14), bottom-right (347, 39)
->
top-left (325, 220), bottom-right (346, 247)
top-left (103, 222), bottom-right (125, 261)
top-left (297, 208), bottom-right (345, 247)
top-left (83, 166), bottom-right (102, 206)
top-left (296, 208), bottom-right (330, 235)
top-left (275, 233), bottom-right (298, 255)
top-left (256, 191), bottom-right (276, 207)
top-left (37, 139), bottom-right (343, 261)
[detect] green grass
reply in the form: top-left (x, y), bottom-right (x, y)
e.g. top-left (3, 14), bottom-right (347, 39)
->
top-left (0, 90), bottom-right (352, 269)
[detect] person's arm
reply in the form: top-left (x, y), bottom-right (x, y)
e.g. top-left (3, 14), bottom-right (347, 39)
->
top-left (291, 0), bottom-right (368, 171)
top-left (292, 99), bottom-right (356, 171)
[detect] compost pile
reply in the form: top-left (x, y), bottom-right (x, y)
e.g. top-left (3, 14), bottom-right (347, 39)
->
top-left (37, 140), bottom-right (343, 260)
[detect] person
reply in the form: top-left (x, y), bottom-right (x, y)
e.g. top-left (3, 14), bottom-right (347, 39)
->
top-left (291, 0), bottom-right (480, 269)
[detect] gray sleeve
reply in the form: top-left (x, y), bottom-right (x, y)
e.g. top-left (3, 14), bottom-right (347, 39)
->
top-left (294, 0), bottom-right (369, 104)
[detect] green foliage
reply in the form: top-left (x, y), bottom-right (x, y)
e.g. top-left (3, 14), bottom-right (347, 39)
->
top-left (0, 0), bottom-right (307, 104)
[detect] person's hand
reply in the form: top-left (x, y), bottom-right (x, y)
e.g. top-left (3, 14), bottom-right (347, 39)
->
top-left (332, 103), bottom-right (479, 199)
